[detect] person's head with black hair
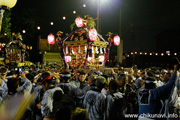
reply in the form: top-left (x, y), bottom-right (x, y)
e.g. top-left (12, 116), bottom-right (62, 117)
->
top-left (163, 72), bottom-right (171, 83)
top-left (144, 77), bottom-right (157, 89)
top-left (79, 71), bottom-right (86, 82)
top-left (7, 77), bottom-right (19, 95)
top-left (62, 71), bottom-right (71, 82)
top-left (87, 75), bottom-right (96, 85)
top-left (95, 76), bottom-right (106, 90)
top-left (109, 80), bottom-right (119, 94)
top-left (0, 67), bottom-right (8, 79)
top-left (40, 72), bottom-right (54, 91)
top-left (26, 73), bottom-right (35, 83)
top-left (117, 73), bottom-right (127, 87)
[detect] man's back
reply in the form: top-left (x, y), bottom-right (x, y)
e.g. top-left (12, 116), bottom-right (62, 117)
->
top-left (83, 89), bottom-right (106, 120)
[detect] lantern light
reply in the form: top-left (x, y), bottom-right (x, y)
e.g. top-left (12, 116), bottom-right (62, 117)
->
top-left (4, 33), bottom-right (7, 36)
top-left (73, 11), bottom-right (76, 14)
top-left (37, 26), bottom-right (40, 30)
top-left (50, 22), bottom-right (54, 25)
top-left (168, 53), bottom-right (170, 56)
top-left (63, 16), bottom-right (66, 20)
top-left (174, 53), bottom-right (177, 56)
top-left (127, 55), bottom-right (129, 57)
top-left (99, 55), bottom-right (105, 63)
top-left (89, 28), bottom-right (97, 41)
top-left (113, 35), bottom-right (120, 46)
top-left (161, 53), bottom-right (164, 56)
top-left (22, 30), bottom-right (26, 33)
top-left (150, 53), bottom-right (152, 56)
top-left (135, 52), bottom-right (137, 54)
top-left (75, 17), bottom-right (84, 28)
top-left (83, 4), bottom-right (86, 7)
top-left (0, 0), bottom-right (17, 8)
top-left (47, 34), bottom-right (55, 45)
top-left (145, 52), bottom-right (147, 55)
top-left (140, 52), bottom-right (142, 55)
top-left (155, 53), bottom-right (158, 56)
top-left (65, 56), bottom-right (71, 63)
top-left (131, 52), bottom-right (133, 55)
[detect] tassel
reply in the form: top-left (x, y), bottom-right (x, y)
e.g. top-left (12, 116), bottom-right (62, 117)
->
top-left (104, 47), bottom-right (106, 53)
top-left (78, 45), bottom-right (80, 54)
top-left (72, 46), bottom-right (74, 55)
top-left (96, 46), bottom-right (99, 54)
top-left (100, 46), bottom-right (103, 54)
top-left (85, 45), bottom-right (87, 52)
top-left (66, 46), bottom-right (68, 54)
top-left (92, 46), bottom-right (94, 53)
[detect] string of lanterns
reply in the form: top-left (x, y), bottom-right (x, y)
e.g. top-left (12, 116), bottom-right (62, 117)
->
top-left (126, 52), bottom-right (178, 57)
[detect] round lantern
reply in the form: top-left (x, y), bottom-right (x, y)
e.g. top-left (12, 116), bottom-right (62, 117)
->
top-left (47, 34), bottom-right (55, 45)
top-left (0, 0), bottom-right (17, 8)
top-left (98, 55), bottom-right (105, 63)
top-left (113, 35), bottom-right (120, 46)
top-left (75, 17), bottom-right (84, 28)
top-left (65, 56), bottom-right (71, 63)
top-left (89, 28), bottom-right (97, 41)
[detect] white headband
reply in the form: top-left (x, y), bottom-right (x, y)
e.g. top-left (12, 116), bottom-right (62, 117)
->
top-left (144, 80), bottom-right (157, 84)
top-left (62, 74), bottom-right (71, 77)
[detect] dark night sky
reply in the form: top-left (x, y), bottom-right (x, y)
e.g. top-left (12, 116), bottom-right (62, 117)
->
top-left (11, 0), bottom-right (180, 52)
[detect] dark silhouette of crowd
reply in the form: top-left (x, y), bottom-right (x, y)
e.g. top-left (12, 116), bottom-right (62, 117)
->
top-left (0, 63), bottom-right (179, 120)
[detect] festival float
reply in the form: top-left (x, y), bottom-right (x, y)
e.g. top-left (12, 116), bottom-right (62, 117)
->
top-left (2, 33), bottom-right (33, 67)
top-left (59, 15), bottom-right (120, 69)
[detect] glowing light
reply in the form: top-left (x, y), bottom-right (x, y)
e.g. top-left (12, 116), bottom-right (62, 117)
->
top-left (50, 22), bottom-right (54, 25)
top-left (4, 33), bottom-right (7, 36)
top-left (168, 53), bottom-right (170, 56)
top-left (75, 17), bottom-right (84, 28)
top-left (83, 4), bottom-right (86, 7)
top-left (155, 53), bottom-right (158, 56)
top-left (174, 53), bottom-right (177, 55)
top-left (89, 28), bottom-right (97, 41)
top-left (131, 52), bottom-right (133, 55)
top-left (63, 16), bottom-right (66, 20)
top-left (140, 52), bottom-right (142, 55)
top-left (47, 34), bottom-right (55, 45)
top-left (37, 26), bottom-right (40, 30)
top-left (65, 56), bottom-right (71, 63)
top-left (22, 30), bottom-right (26, 33)
top-left (99, 55), bottom-right (105, 62)
top-left (135, 52), bottom-right (137, 54)
top-left (145, 52), bottom-right (147, 55)
top-left (150, 53), bottom-right (152, 56)
top-left (113, 35), bottom-right (120, 46)
top-left (73, 11), bottom-right (76, 14)
top-left (87, 56), bottom-right (92, 62)
top-left (127, 55), bottom-right (129, 57)
top-left (0, 0), bottom-right (17, 8)
top-left (161, 53), bottom-right (164, 56)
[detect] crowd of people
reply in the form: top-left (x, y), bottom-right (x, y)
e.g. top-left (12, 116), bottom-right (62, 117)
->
top-left (0, 63), bottom-right (179, 120)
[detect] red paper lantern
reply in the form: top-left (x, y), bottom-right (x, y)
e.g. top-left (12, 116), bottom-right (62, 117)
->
top-left (89, 28), bottom-right (97, 41)
top-left (113, 35), bottom-right (120, 46)
top-left (48, 34), bottom-right (55, 45)
top-left (75, 17), bottom-right (84, 28)
top-left (99, 55), bottom-right (105, 63)
top-left (65, 56), bottom-right (71, 63)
